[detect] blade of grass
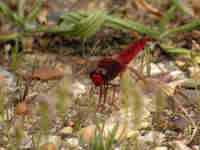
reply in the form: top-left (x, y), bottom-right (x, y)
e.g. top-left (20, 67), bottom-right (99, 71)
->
top-left (18, 0), bottom-right (25, 20)
top-left (81, 12), bottom-right (159, 37)
top-left (161, 20), bottom-right (200, 38)
top-left (157, 5), bottom-right (176, 33)
top-left (58, 12), bottom-right (84, 25)
top-left (11, 38), bottom-right (19, 69)
top-left (72, 12), bottom-right (105, 38)
top-left (159, 43), bottom-right (191, 57)
top-left (105, 123), bottom-right (119, 150)
top-left (172, 0), bottom-right (190, 16)
top-left (25, 26), bottom-right (74, 34)
top-left (71, 13), bottom-right (101, 37)
top-left (0, 2), bottom-right (16, 21)
top-left (27, 0), bottom-right (42, 24)
top-left (0, 2), bottom-right (25, 28)
top-left (0, 32), bottom-right (19, 43)
top-left (60, 11), bottom-right (160, 38)
top-left (82, 12), bottom-right (105, 38)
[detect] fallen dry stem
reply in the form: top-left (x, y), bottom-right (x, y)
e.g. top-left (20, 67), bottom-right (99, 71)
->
top-left (133, 0), bottom-right (163, 19)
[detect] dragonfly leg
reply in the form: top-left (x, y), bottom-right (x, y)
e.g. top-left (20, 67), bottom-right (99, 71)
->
top-left (98, 86), bottom-right (103, 106)
top-left (109, 84), bottom-right (120, 110)
top-left (97, 85), bottom-right (106, 112)
top-left (103, 84), bottom-right (108, 104)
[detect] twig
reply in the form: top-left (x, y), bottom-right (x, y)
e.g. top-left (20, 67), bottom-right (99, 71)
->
top-left (133, 0), bottom-right (163, 20)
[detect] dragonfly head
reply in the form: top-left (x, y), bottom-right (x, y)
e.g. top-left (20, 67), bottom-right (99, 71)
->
top-left (90, 68), bottom-right (106, 86)
top-left (91, 74), bottom-right (104, 86)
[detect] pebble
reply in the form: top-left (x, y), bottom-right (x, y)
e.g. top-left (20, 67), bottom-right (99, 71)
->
top-left (137, 131), bottom-right (165, 145)
top-left (65, 137), bottom-right (80, 148)
top-left (171, 140), bottom-right (192, 150)
top-left (60, 127), bottom-right (73, 135)
top-left (154, 146), bottom-right (168, 150)
top-left (0, 67), bottom-right (17, 92)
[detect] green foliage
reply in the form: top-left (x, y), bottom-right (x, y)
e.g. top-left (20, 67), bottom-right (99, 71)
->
top-left (27, 0), bottom-right (42, 24)
top-left (56, 80), bottom-right (68, 120)
top-left (11, 38), bottom-right (19, 68)
top-left (18, 0), bottom-right (25, 20)
top-left (60, 11), bottom-right (159, 38)
top-left (0, 1), bottom-right (18, 23)
top-left (0, 0), bottom-right (42, 42)
top-left (157, 5), bottom-right (176, 33)
top-left (171, 0), bottom-right (190, 16)
top-left (160, 20), bottom-right (200, 38)
top-left (71, 11), bottom-right (106, 38)
top-left (159, 43), bottom-right (191, 58)
top-left (0, 32), bottom-right (19, 43)
top-left (38, 102), bottom-right (51, 136)
top-left (89, 123), bottom-right (119, 150)
top-left (59, 2), bottom-right (200, 40)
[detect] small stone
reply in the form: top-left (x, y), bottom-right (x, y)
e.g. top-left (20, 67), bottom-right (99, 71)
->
top-left (0, 67), bottom-right (17, 92)
top-left (60, 127), bottom-right (73, 135)
top-left (154, 146), bottom-right (168, 150)
top-left (71, 81), bottom-right (86, 97)
top-left (165, 130), bottom-right (177, 136)
top-left (176, 60), bottom-right (186, 68)
top-left (137, 131), bottom-right (165, 145)
top-left (16, 102), bottom-right (29, 116)
top-left (64, 121), bottom-right (75, 127)
top-left (65, 137), bottom-right (80, 148)
top-left (171, 140), bottom-right (192, 150)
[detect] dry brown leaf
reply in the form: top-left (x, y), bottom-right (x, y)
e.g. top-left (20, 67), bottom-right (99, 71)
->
top-left (176, 60), bottom-right (187, 68)
top-left (40, 142), bottom-right (55, 150)
top-left (25, 67), bottom-right (64, 80)
top-left (191, 0), bottom-right (200, 17)
top-left (37, 8), bottom-right (48, 24)
top-left (133, 0), bottom-right (162, 20)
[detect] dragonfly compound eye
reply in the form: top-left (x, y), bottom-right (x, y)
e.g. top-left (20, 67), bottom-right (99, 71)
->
top-left (91, 74), bottom-right (104, 86)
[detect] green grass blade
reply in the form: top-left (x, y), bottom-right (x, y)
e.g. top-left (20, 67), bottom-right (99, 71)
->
top-left (25, 26), bottom-right (74, 34)
top-left (82, 11), bottom-right (159, 37)
top-left (161, 20), bottom-right (200, 38)
top-left (0, 2), bottom-right (24, 28)
top-left (172, 0), bottom-right (189, 16)
top-left (11, 38), bottom-right (19, 69)
top-left (60, 11), bottom-right (159, 38)
top-left (105, 123), bottom-right (119, 150)
top-left (0, 2), bottom-right (16, 21)
top-left (159, 43), bottom-right (191, 57)
top-left (58, 12), bottom-right (84, 25)
top-left (72, 11), bottom-right (106, 38)
top-left (84, 12), bottom-right (106, 38)
top-left (27, 1), bottom-right (42, 24)
top-left (0, 32), bottom-right (19, 43)
top-left (70, 13), bottom-right (99, 37)
top-left (18, 0), bottom-right (25, 19)
top-left (157, 5), bottom-right (176, 33)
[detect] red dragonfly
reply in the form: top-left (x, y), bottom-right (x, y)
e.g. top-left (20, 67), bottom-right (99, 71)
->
top-left (89, 37), bottom-right (148, 107)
